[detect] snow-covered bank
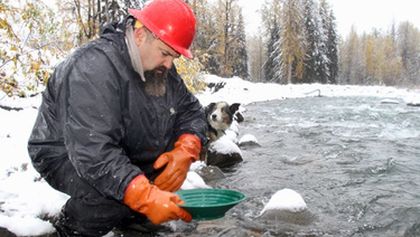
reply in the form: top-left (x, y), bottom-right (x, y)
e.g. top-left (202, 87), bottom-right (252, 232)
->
top-left (197, 75), bottom-right (420, 106)
top-left (1, 76), bottom-right (420, 236)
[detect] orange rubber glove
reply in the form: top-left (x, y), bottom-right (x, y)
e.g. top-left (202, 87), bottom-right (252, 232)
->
top-left (153, 134), bottom-right (202, 192)
top-left (123, 175), bottom-right (192, 224)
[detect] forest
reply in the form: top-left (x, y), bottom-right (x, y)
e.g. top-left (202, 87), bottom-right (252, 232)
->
top-left (1, 0), bottom-right (419, 97)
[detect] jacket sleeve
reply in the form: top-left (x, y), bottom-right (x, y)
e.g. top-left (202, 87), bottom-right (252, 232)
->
top-left (171, 69), bottom-right (208, 144)
top-left (64, 47), bottom-right (140, 201)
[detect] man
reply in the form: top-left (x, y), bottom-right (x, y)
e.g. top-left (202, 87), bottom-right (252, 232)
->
top-left (27, 0), bottom-right (207, 236)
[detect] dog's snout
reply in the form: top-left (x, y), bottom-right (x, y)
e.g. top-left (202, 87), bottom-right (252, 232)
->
top-left (211, 114), bottom-right (217, 120)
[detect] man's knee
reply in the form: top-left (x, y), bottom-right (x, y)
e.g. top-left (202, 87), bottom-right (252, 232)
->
top-left (56, 195), bottom-right (131, 236)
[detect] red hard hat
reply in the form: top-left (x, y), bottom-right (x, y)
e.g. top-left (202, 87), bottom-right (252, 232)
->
top-left (128, 0), bottom-right (196, 59)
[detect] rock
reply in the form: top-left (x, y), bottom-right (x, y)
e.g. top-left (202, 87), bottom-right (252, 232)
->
top-left (405, 95), bottom-right (420, 106)
top-left (380, 98), bottom-right (400, 104)
top-left (407, 102), bottom-right (420, 107)
top-left (257, 188), bottom-right (315, 224)
top-left (0, 227), bottom-right (17, 237)
top-left (258, 209), bottom-right (315, 226)
top-left (259, 189), bottom-right (307, 215)
top-left (238, 134), bottom-right (260, 147)
top-left (205, 136), bottom-right (243, 168)
top-left (206, 150), bottom-right (243, 169)
top-left (195, 165), bottom-right (225, 182)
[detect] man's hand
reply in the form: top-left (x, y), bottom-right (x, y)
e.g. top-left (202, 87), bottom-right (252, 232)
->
top-left (153, 134), bottom-right (201, 192)
top-left (123, 175), bottom-right (192, 224)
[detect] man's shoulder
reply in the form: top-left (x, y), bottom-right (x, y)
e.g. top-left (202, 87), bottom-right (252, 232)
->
top-left (82, 33), bottom-right (124, 56)
top-left (67, 33), bottom-right (127, 66)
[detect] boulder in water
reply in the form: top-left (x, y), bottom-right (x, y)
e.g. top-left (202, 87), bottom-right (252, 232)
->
top-left (238, 134), bottom-right (260, 147)
top-left (195, 165), bottom-right (225, 182)
top-left (260, 188), bottom-right (307, 214)
top-left (258, 189), bottom-right (313, 225)
top-left (206, 136), bottom-right (243, 168)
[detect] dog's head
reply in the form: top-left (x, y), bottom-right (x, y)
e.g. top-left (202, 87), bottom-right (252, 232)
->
top-left (205, 102), bottom-right (240, 132)
top-left (201, 102), bottom-right (241, 161)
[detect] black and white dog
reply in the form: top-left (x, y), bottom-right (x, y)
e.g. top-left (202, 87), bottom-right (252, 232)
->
top-left (205, 101), bottom-right (242, 143)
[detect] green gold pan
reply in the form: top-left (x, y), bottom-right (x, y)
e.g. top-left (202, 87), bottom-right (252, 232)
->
top-left (177, 188), bottom-right (246, 220)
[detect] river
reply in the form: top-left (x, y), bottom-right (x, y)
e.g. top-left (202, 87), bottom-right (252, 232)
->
top-left (164, 96), bottom-right (420, 237)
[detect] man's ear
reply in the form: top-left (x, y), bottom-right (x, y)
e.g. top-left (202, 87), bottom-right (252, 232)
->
top-left (133, 27), bottom-right (147, 47)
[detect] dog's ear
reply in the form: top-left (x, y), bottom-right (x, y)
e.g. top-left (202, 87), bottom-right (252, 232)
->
top-left (235, 112), bottom-right (244, 123)
top-left (229, 103), bottom-right (240, 114)
top-left (205, 103), bottom-right (216, 114)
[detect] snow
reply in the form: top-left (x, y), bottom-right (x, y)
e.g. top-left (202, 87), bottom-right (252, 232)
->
top-left (180, 171), bottom-right (210, 190)
top-left (238, 134), bottom-right (258, 145)
top-left (1, 74), bottom-right (420, 236)
top-left (208, 136), bottom-right (242, 155)
top-left (259, 188), bottom-right (307, 215)
top-left (405, 93), bottom-right (420, 106)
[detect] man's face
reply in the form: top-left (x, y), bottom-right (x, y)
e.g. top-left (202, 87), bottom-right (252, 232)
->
top-left (134, 27), bottom-right (180, 73)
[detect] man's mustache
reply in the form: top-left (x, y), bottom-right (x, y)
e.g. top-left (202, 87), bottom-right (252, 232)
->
top-left (145, 66), bottom-right (169, 79)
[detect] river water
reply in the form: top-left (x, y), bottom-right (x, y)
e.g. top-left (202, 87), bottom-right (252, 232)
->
top-left (167, 96), bottom-right (420, 237)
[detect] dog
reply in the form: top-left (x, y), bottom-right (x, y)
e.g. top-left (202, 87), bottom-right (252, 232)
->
top-left (200, 101), bottom-right (242, 165)
top-left (205, 101), bottom-right (241, 143)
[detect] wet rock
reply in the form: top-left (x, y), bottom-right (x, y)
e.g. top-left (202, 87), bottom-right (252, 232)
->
top-left (166, 220), bottom-right (197, 233)
top-left (258, 209), bottom-right (315, 226)
top-left (407, 102), bottom-right (420, 107)
top-left (0, 227), bottom-right (17, 237)
top-left (405, 95), bottom-right (420, 107)
top-left (238, 134), bottom-right (260, 148)
top-left (206, 150), bottom-right (243, 169)
top-left (216, 227), bottom-right (254, 237)
top-left (195, 165), bottom-right (225, 183)
top-left (380, 98), bottom-right (400, 104)
top-left (194, 219), bottom-right (265, 237)
top-left (112, 221), bottom-right (172, 237)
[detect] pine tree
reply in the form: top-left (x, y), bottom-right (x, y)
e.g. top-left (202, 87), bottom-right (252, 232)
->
top-left (302, 0), bottom-right (329, 83)
top-left (397, 22), bottom-right (420, 85)
top-left (279, 0), bottom-right (306, 84)
top-left (324, 8), bottom-right (338, 84)
top-left (231, 11), bottom-right (249, 79)
top-left (261, 0), bottom-right (282, 83)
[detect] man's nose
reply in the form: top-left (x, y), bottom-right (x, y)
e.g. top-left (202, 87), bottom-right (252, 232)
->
top-left (162, 57), bottom-right (173, 69)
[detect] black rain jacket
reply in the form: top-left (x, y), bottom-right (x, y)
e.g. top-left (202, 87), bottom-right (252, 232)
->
top-left (27, 22), bottom-right (207, 201)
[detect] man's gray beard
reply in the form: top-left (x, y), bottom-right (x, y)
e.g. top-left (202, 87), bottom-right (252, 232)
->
top-left (144, 67), bottom-right (168, 97)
